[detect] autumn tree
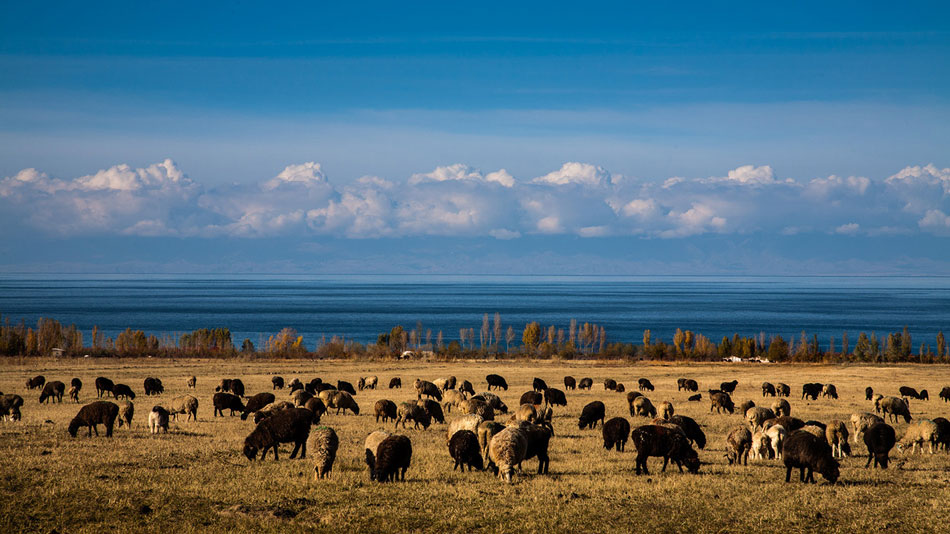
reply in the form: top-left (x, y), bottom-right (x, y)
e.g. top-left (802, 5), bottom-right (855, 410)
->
top-left (938, 331), bottom-right (947, 359)
top-left (522, 322), bottom-right (541, 352)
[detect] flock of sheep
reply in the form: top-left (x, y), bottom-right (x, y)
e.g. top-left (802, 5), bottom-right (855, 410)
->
top-left (6, 371), bottom-right (950, 485)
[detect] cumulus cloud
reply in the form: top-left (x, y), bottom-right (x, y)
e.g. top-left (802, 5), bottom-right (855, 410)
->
top-left (2, 160), bottom-right (949, 242)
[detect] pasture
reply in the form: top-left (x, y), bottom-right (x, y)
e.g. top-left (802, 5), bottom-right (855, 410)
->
top-left (2, 358), bottom-right (950, 533)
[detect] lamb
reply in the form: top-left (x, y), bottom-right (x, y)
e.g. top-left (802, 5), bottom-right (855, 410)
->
top-left (310, 426), bottom-right (339, 479)
top-left (117, 401), bottom-right (134, 429)
top-left (243, 407), bottom-right (313, 460)
top-left (687, 394), bottom-right (702, 402)
top-left (0, 394), bottom-right (24, 421)
top-left (602, 417), bottom-right (631, 451)
top-left (801, 383), bottom-right (822, 400)
top-left (449, 429), bottom-right (484, 471)
top-left (488, 426), bottom-right (528, 483)
top-left (272, 376), bottom-right (285, 390)
top-left (415, 379), bottom-right (443, 401)
top-left (418, 398), bottom-right (445, 424)
top-left (766, 424), bottom-right (787, 460)
top-left (39, 381), bottom-right (65, 404)
top-left (633, 397), bottom-right (657, 418)
top-left (604, 378), bottom-right (617, 391)
top-left (896, 419), bottom-right (939, 454)
top-left (631, 424), bottom-right (701, 475)
top-left (777, 383), bottom-right (791, 397)
top-left (143, 377), bottom-right (164, 396)
top-left (725, 426), bottom-right (752, 466)
top-left (241, 392), bottom-right (277, 421)
top-left (771, 398), bottom-right (791, 417)
top-left (564, 376), bottom-right (576, 390)
top-left (822, 384), bottom-right (838, 400)
top-left (738, 400), bottom-right (755, 418)
top-left (880, 396), bottom-right (912, 423)
top-left (148, 406), bottom-right (169, 434)
top-left (187, 376), bottom-right (197, 389)
top-left (168, 395), bottom-right (199, 421)
top-left (710, 392), bottom-right (735, 414)
top-left (865, 386), bottom-right (874, 401)
top-left (112, 383), bottom-right (135, 400)
top-left (459, 380), bottom-right (475, 396)
top-left (364, 430), bottom-right (392, 480)
top-left (578, 377), bottom-right (593, 390)
top-left (213, 392), bottom-right (245, 417)
top-left (746, 407), bottom-right (776, 432)
top-left (720, 380), bottom-right (739, 394)
top-left (26, 375), bottom-right (45, 390)
top-left (68, 401), bottom-right (120, 437)
top-left (95, 377), bottom-right (115, 398)
top-left (532, 377), bottom-right (548, 392)
top-left (447, 414), bottom-right (484, 443)
top-left (544, 388), bottom-right (567, 408)
top-left (375, 434), bottom-right (412, 482)
top-left (330, 391), bottom-right (360, 415)
top-left (292, 389), bottom-right (313, 407)
top-left (477, 421), bottom-right (506, 457)
top-left (375, 399), bottom-right (398, 422)
top-left (485, 374), bottom-right (509, 391)
top-left (864, 422), bottom-right (896, 468)
top-left (254, 401), bottom-right (296, 424)
top-left (638, 378), bottom-right (655, 391)
top-left (579, 401), bottom-right (606, 429)
top-left (666, 415), bottom-right (706, 449)
top-left (459, 398), bottom-right (494, 421)
top-left (825, 420), bottom-right (851, 458)
top-left (658, 401), bottom-right (674, 420)
top-left (389, 377), bottom-right (402, 389)
top-left (396, 401), bottom-right (431, 430)
top-left (762, 382), bottom-right (776, 397)
top-left (782, 430), bottom-right (840, 484)
top-left (519, 391), bottom-right (543, 407)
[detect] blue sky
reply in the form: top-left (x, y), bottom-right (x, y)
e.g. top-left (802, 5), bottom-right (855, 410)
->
top-left (1, 2), bottom-right (949, 274)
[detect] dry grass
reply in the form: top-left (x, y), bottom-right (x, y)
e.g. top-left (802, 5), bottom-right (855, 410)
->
top-left (2, 358), bottom-right (950, 533)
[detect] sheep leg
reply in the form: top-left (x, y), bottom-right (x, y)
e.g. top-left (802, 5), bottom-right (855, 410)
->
top-left (661, 457), bottom-right (669, 472)
top-left (799, 467), bottom-right (806, 482)
top-left (785, 466), bottom-right (793, 482)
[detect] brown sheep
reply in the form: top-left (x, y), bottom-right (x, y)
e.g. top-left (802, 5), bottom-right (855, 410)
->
top-left (310, 426), bottom-right (339, 479)
top-left (783, 430), bottom-right (839, 483)
top-left (243, 407), bottom-right (313, 461)
top-left (375, 434), bottom-right (413, 482)
top-left (68, 401), bottom-right (119, 437)
top-left (375, 399), bottom-right (398, 423)
top-left (725, 426), bottom-right (752, 466)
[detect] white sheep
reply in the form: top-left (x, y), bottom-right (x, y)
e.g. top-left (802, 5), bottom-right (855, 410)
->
top-left (148, 406), bottom-right (169, 434)
top-left (446, 414), bottom-right (484, 443)
top-left (897, 419), bottom-right (939, 454)
top-left (749, 429), bottom-right (772, 460)
top-left (489, 426), bottom-right (528, 483)
top-left (825, 419), bottom-right (851, 458)
top-left (659, 401), bottom-right (674, 420)
top-left (766, 424), bottom-right (787, 460)
top-left (746, 406), bottom-right (775, 432)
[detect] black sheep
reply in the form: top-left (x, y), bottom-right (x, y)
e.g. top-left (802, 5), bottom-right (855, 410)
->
top-left (863, 422), bottom-right (896, 469)
top-left (630, 424), bottom-right (701, 475)
top-left (709, 392), bottom-right (734, 414)
top-left (375, 434), bottom-right (413, 482)
top-left (687, 394), bottom-right (702, 402)
top-left (777, 383), bottom-right (791, 397)
top-left (720, 380), bottom-right (739, 394)
top-left (520, 391), bottom-right (543, 406)
top-left (213, 392), bottom-right (245, 417)
top-left (70, 377), bottom-right (82, 392)
top-left (520, 422), bottom-right (553, 474)
top-left (459, 380), bottom-right (475, 396)
top-left (230, 379), bottom-right (246, 398)
top-left (486, 374), bottom-right (508, 391)
top-left (68, 401), bottom-right (119, 437)
top-left (304, 397), bottom-right (327, 421)
top-left (616, 384), bottom-right (626, 393)
top-left (26, 375), bottom-right (45, 390)
top-left (243, 407), bottom-right (313, 461)
top-left (865, 386), bottom-right (874, 401)
top-left (783, 430), bottom-right (839, 483)
top-left (801, 383), bottom-right (822, 400)
top-left (0, 394), bottom-right (24, 421)
top-left (95, 377), bottom-right (114, 398)
top-left (375, 399), bottom-right (397, 422)
top-left (604, 378), bottom-right (617, 391)
top-left (685, 379), bottom-right (699, 392)
top-left (638, 378), bottom-right (654, 392)
top-left (314, 382), bottom-right (336, 393)
top-left (241, 392), bottom-right (277, 421)
top-left (444, 376), bottom-right (457, 390)
top-left (337, 380), bottom-right (356, 395)
top-left (419, 399), bottom-right (445, 424)
top-left (762, 382), bottom-right (776, 397)
top-left (143, 377), bottom-right (164, 396)
top-left (669, 415), bottom-right (707, 449)
top-left (288, 378), bottom-right (303, 392)
top-left (933, 417), bottom-right (950, 451)
top-left (564, 376), bottom-right (576, 390)
top-left (602, 417), bottom-right (631, 451)
top-left (676, 378), bottom-right (688, 391)
top-left (112, 383), bottom-right (136, 400)
top-left (216, 378), bottom-right (233, 393)
top-left (919, 389), bottom-right (930, 401)
top-left (449, 430), bottom-right (483, 471)
top-left (822, 384), bottom-right (838, 400)
top-left (544, 388), bottom-right (567, 408)
top-left (389, 377), bottom-right (402, 389)
top-left (940, 387), bottom-right (950, 403)
top-left (272, 376), bottom-right (285, 390)
top-left (39, 381), bottom-right (65, 404)
top-left (899, 386), bottom-right (919, 399)
top-left (532, 378), bottom-right (548, 392)
top-left (578, 377), bottom-right (593, 390)
top-left (578, 401), bottom-right (606, 430)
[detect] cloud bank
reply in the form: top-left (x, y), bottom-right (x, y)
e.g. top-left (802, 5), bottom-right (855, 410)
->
top-left (2, 160), bottom-right (949, 241)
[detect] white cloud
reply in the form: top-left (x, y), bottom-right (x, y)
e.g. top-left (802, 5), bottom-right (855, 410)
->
top-left (263, 162), bottom-right (328, 190)
top-left (532, 162), bottom-right (611, 187)
top-left (919, 209), bottom-right (950, 235)
top-left (621, 198), bottom-right (659, 218)
top-left (408, 164), bottom-right (514, 187)
top-left (708, 164), bottom-right (776, 185)
top-left (489, 228), bottom-right (521, 240)
top-left (662, 203), bottom-right (727, 237)
top-left (835, 223), bottom-right (860, 235)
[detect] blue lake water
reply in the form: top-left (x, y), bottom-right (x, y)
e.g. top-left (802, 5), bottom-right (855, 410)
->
top-left (0, 274), bottom-right (948, 350)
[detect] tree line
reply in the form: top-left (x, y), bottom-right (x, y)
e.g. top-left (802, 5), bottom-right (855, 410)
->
top-left (0, 313), bottom-right (947, 363)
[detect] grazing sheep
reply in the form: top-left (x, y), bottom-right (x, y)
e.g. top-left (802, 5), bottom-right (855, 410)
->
top-left (415, 379), bottom-right (443, 401)
top-left (919, 389), bottom-right (930, 401)
top-left (564, 376), bottom-right (576, 390)
top-left (313, 382), bottom-right (337, 394)
top-left (762, 382), bottom-right (776, 397)
top-left (543, 388), bottom-right (567, 408)
top-left (631, 424), bottom-right (701, 475)
top-left (459, 398), bottom-right (494, 421)
top-left (272, 376), bottom-right (285, 390)
top-left (616, 384), bottom-right (626, 393)
top-left (515, 421), bottom-right (553, 475)
top-left (633, 397), bottom-right (657, 418)
top-left (687, 394), bottom-right (702, 402)
top-left (579, 401), bottom-right (606, 429)
top-left (514, 403), bottom-right (539, 424)
top-left (95, 377), bottom-right (115, 398)
top-left (625, 391), bottom-right (643, 412)
top-left (725, 426), bottom-right (752, 466)
top-left (896, 419), bottom-right (939, 454)
top-left (112, 383), bottom-right (135, 401)
top-left (658, 401), bottom-right (674, 420)
top-left (459, 380), bottom-right (475, 396)
top-left (865, 386), bottom-right (874, 401)
top-left (364, 430), bottom-right (392, 480)
top-left (441, 390), bottom-right (467, 413)
top-left (26, 375), bottom-right (46, 390)
top-left (117, 401), bottom-right (134, 429)
top-left (766, 424), bottom-right (787, 460)
top-left (764, 416), bottom-right (806, 433)
top-left (477, 421), bottom-right (506, 457)
top-left (771, 398), bottom-right (791, 417)
top-left (358, 377), bottom-right (367, 391)
top-left (488, 427), bottom-right (528, 483)
top-left (148, 406), bottom-right (169, 434)
top-left (933, 417), bottom-right (950, 451)
top-left (217, 378), bottom-right (245, 398)
top-left (169, 395), bottom-right (199, 422)
top-left (364, 376), bottom-right (379, 390)
top-left (747, 407), bottom-right (776, 432)
top-left (187, 376), bottom-right (196, 389)
top-left (750, 429), bottom-right (773, 460)
top-left (777, 383), bottom-right (791, 397)
top-left (243, 407), bottom-right (313, 461)
top-left (604, 378), bottom-right (617, 391)
top-left (375, 434), bottom-right (413, 482)
top-left (303, 398), bottom-right (327, 422)
top-left (67, 386), bottom-right (80, 404)
top-left (782, 430), bottom-right (839, 484)
top-left (449, 429), bottom-right (484, 471)
top-left (822, 384), bottom-right (838, 400)
top-left (396, 401), bottom-right (431, 430)
top-left (389, 377), bottom-right (402, 389)
top-left (0, 394), bottom-right (24, 421)
top-left (880, 396), bottom-right (912, 423)
top-left (213, 392), bottom-right (245, 417)
top-left (826, 420), bottom-right (851, 458)
top-left (532, 378), bottom-right (548, 392)
top-left (578, 377), bottom-right (593, 390)
top-left (330, 391), bottom-right (360, 415)
top-left (800, 425), bottom-right (826, 442)
top-left (801, 383), bottom-right (822, 400)
top-left (254, 401), bottom-right (296, 424)
top-left (375, 399), bottom-right (398, 422)
top-left (292, 389), bottom-right (314, 407)
top-left (738, 400), bottom-right (756, 418)
top-left (335, 380), bottom-right (355, 396)
top-left (418, 399), bottom-right (445, 424)
top-left (70, 378), bottom-right (82, 398)
top-left (486, 374), bottom-right (509, 391)
top-left (710, 392), bottom-right (735, 414)
top-left (288, 378), bottom-right (303, 392)
top-left (720, 380), bottom-right (739, 394)
top-left (638, 378), bottom-right (655, 392)
top-left (447, 414), bottom-right (484, 443)
top-left (310, 426), bottom-right (339, 479)
top-left (143, 377), bottom-right (164, 396)
top-left (241, 392), bottom-right (277, 421)
top-left (940, 387), bottom-right (950, 403)
top-left (667, 415), bottom-right (706, 449)
top-left (676, 378), bottom-right (688, 391)
top-left (899, 386), bottom-right (919, 400)
top-left (603, 417), bottom-right (631, 451)
top-left (68, 401), bottom-right (119, 437)
top-left (519, 391), bottom-right (543, 407)
top-left (39, 381), bottom-right (65, 404)
top-left (864, 422), bottom-right (896, 468)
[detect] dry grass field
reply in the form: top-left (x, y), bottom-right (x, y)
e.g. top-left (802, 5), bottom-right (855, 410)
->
top-left (2, 358), bottom-right (950, 533)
